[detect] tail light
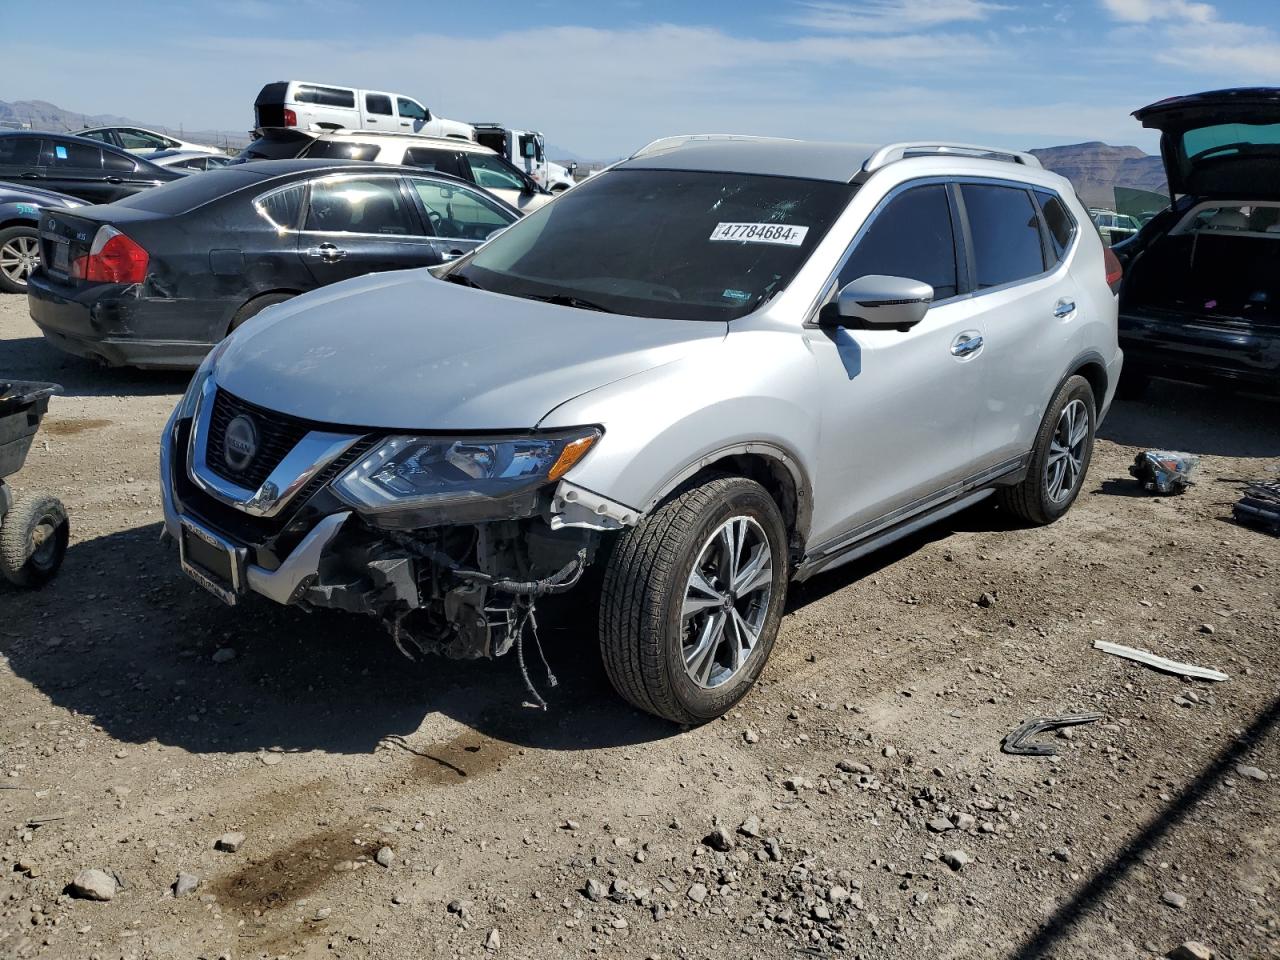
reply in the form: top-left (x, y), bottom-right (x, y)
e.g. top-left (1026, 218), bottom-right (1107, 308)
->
top-left (1103, 247), bottom-right (1123, 294)
top-left (71, 226), bottom-right (149, 284)
top-left (283, 107), bottom-right (297, 127)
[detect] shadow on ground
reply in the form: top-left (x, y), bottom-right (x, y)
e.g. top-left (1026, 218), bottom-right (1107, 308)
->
top-left (1102, 379), bottom-right (1280, 458)
top-left (4, 335), bottom-right (189, 398)
top-left (0, 522), bottom-right (673, 759)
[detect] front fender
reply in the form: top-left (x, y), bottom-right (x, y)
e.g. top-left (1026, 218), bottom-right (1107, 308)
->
top-left (538, 327), bottom-right (821, 538)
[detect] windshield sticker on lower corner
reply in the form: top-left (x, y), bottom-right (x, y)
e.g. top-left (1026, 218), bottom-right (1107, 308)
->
top-left (710, 222), bottom-right (809, 246)
top-left (722, 288), bottom-right (752, 302)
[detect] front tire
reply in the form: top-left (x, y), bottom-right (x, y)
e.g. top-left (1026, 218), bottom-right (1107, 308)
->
top-left (599, 475), bottom-right (788, 724)
top-left (998, 375), bottom-right (1096, 526)
top-left (0, 492), bottom-right (69, 588)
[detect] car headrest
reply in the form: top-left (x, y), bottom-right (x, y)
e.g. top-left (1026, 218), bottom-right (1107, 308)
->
top-left (1204, 209), bottom-right (1248, 230)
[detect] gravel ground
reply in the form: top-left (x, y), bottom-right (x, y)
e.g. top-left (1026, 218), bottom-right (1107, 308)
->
top-left (0, 291), bottom-right (1277, 960)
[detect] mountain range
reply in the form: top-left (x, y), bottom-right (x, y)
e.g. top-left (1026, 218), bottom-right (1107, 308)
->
top-left (2, 99), bottom-right (1170, 207)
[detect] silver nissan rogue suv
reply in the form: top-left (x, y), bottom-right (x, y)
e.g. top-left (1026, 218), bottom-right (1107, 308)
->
top-left (161, 135), bottom-right (1122, 724)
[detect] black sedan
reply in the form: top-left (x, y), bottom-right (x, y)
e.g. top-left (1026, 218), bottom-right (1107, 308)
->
top-left (0, 131), bottom-right (184, 204)
top-left (0, 180), bottom-right (83, 294)
top-left (26, 159), bottom-right (520, 369)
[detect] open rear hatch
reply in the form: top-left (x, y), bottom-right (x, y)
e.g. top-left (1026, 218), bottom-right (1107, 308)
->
top-left (1134, 87), bottom-right (1280, 199)
top-left (254, 82), bottom-right (291, 130)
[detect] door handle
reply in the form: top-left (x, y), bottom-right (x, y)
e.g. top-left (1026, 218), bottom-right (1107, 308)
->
top-left (1053, 299), bottom-right (1076, 318)
top-left (951, 333), bottom-right (984, 357)
top-left (103, 176), bottom-right (123, 185)
top-left (309, 243), bottom-right (347, 262)
top-left (19, 172), bottom-right (41, 179)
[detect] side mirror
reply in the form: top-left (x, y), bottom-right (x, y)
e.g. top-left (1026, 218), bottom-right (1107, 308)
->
top-left (827, 275), bottom-right (933, 329)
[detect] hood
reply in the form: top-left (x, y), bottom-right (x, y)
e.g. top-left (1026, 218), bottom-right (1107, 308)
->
top-left (212, 269), bottom-right (725, 430)
top-left (0, 181), bottom-right (81, 208)
top-left (1134, 87), bottom-right (1280, 198)
top-left (437, 118), bottom-right (477, 141)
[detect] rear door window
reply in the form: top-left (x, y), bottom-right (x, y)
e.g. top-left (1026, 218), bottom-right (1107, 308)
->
top-left (838, 183), bottom-right (960, 300)
top-left (43, 139), bottom-right (102, 169)
top-left (365, 94), bottom-right (393, 116)
top-left (959, 184), bottom-right (1046, 288)
top-left (402, 148), bottom-right (467, 178)
top-left (296, 85), bottom-right (356, 108)
top-left (304, 176), bottom-right (420, 235)
top-left (1034, 190), bottom-right (1076, 264)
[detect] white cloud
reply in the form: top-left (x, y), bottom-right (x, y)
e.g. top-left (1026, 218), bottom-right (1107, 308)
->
top-left (1099, 0), bottom-right (1217, 24)
top-left (789, 0), bottom-right (1010, 33)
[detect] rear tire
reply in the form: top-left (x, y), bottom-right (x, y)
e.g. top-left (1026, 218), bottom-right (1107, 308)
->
top-left (0, 225), bottom-right (40, 294)
top-left (0, 492), bottom-right (69, 588)
top-left (599, 475), bottom-right (788, 724)
top-left (228, 292), bottom-right (295, 334)
top-left (998, 375), bottom-right (1096, 526)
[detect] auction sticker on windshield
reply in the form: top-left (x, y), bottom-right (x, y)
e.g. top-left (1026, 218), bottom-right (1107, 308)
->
top-left (710, 222), bottom-right (809, 246)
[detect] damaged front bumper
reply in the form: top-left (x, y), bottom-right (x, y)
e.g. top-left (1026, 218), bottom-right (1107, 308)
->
top-left (160, 400), bottom-right (637, 665)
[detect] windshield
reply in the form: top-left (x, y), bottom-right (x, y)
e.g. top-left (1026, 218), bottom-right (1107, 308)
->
top-left (449, 168), bottom-right (854, 321)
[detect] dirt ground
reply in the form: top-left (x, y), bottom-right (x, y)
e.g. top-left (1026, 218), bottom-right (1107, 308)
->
top-left (0, 291), bottom-right (1276, 960)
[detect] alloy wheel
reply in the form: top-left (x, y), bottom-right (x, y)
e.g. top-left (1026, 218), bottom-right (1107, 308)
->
top-left (1046, 398), bottom-right (1089, 503)
top-left (0, 235), bottom-right (39, 287)
top-left (680, 516), bottom-right (774, 689)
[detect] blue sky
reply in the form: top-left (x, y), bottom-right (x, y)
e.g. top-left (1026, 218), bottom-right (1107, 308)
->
top-left (3, 0), bottom-right (1278, 157)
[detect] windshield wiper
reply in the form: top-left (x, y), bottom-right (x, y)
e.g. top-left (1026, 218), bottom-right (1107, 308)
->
top-left (526, 293), bottom-right (615, 313)
top-left (442, 270), bottom-right (484, 290)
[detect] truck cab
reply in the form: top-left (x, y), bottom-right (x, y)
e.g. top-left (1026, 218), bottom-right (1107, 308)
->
top-left (473, 124), bottom-right (577, 193)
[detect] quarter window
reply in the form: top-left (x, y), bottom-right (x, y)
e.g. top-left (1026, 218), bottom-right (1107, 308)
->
top-left (296, 85), bottom-right (356, 108)
top-left (365, 94), bottom-right (393, 116)
top-left (838, 184), bottom-right (959, 300)
top-left (102, 152), bottom-right (137, 173)
top-left (960, 184), bottom-right (1046, 288)
top-left (117, 129), bottom-right (171, 151)
top-left (1034, 190), bottom-right (1076, 263)
top-left (256, 184), bottom-right (306, 230)
top-left (411, 179), bottom-right (514, 241)
top-left (303, 140), bottom-right (381, 161)
top-left (304, 177), bottom-right (418, 235)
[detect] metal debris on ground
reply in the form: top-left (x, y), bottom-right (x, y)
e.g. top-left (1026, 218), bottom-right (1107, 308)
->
top-left (1232, 479), bottom-right (1280, 535)
top-left (1001, 713), bottom-right (1103, 756)
top-left (1129, 450), bottom-right (1200, 495)
top-left (1093, 640), bottom-right (1229, 682)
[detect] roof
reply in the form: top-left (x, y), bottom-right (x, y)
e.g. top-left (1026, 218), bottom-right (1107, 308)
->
top-left (618, 135), bottom-right (1042, 183)
top-left (621, 136), bottom-right (877, 182)
top-left (315, 129), bottom-right (488, 151)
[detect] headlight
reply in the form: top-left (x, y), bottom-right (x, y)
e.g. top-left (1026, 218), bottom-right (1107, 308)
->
top-left (333, 429), bottom-right (599, 520)
top-left (174, 338), bottom-right (230, 420)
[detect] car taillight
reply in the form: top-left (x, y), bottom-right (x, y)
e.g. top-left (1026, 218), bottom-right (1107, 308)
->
top-left (71, 226), bottom-right (149, 284)
top-left (283, 108), bottom-right (297, 127)
top-left (1103, 247), bottom-right (1122, 294)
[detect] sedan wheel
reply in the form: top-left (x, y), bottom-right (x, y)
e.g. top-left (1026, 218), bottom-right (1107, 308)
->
top-left (0, 228), bottom-right (40, 293)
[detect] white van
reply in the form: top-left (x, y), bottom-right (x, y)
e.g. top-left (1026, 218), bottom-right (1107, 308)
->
top-left (254, 81), bottom-right (475, 141)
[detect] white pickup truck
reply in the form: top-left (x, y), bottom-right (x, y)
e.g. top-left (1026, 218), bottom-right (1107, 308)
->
top-left (473, 124), bottom-right (577, 193)
top-left (254, 81), bottom-right (475, 141)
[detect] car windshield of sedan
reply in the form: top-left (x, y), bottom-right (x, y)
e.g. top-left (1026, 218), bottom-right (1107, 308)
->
top-left (447, 169), bottom-right (855, 321)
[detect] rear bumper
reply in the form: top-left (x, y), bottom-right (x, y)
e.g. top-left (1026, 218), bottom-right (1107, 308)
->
top-left (26, 272), bottom-right (231, 370)
top-left (1119, 308), bottom-right (1280, 394)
